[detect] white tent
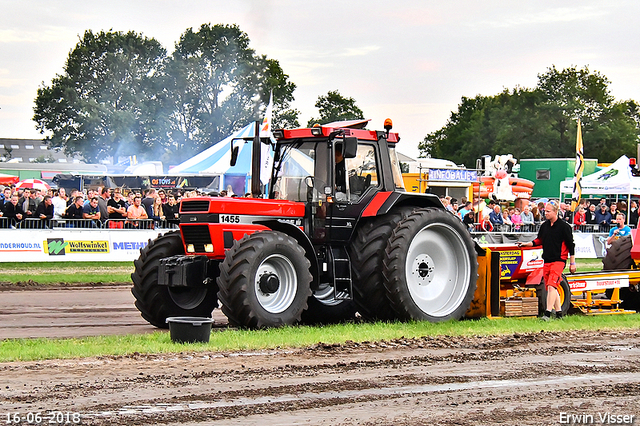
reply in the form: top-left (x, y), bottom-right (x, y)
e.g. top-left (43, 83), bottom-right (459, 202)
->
top-left (560, 155), bottom-right (640, 195)
top-left (168, 123), bottom-right (275, 195)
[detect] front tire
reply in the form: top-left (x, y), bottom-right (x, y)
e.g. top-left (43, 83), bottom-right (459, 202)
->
top-left (131, 231), bottom-right (218, 328)
top-left (383, 208), bottom-right (478, 322)
top-left (217, 231), bottom-right (313, 328)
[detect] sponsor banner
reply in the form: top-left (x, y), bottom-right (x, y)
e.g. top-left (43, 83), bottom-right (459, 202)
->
top-left (498, 249), bottom-right (522, 279)
top-left (0, 241), bottom-right (43, 253)
top-left (520, 248), bottom-right (544, 272)
top-left (0, 229), bottom-right (170, 262)
top-left (497, 248), bottom-right (543, 280)
top-left (110, 231), bottom-right (161, 260)
top-left (568, 275), bottom-right (629, 291)
top-left (428, 168), bottom-right (478, 182)
top-left (573, 233), bottom-right (600, 259)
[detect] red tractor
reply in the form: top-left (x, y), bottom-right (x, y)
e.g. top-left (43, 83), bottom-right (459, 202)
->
top-left (132, 120), bottom-right (478, 328)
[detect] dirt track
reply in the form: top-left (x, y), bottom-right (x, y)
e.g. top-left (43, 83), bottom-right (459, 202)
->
top-left (1, 286), bottom-right (640, 425)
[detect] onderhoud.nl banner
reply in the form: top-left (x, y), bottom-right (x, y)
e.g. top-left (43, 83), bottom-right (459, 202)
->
top-left (0, 229), bottom-right (170, 262)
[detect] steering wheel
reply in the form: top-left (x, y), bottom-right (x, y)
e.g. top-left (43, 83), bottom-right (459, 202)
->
top-left (297, 176), bottom-right (315, 201)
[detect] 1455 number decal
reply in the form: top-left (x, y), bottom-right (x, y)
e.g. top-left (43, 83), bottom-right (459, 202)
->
top-left (219, 214), bottom-right (241, 224)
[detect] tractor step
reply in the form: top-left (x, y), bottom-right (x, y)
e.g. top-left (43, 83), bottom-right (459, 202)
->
top-left (330, 247), bottom-right (352, 300)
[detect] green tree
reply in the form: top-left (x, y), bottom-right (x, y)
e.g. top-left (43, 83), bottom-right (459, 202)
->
top-left (33, 30), bottom-right (168, 163)
top-left (420, 66), bottom-right (640, 167)
top-left (307, 90), bottom-right (364, 126)
top-left (259, 57), bottom-right (300, 129)
top-left (165, 24), bottom-right (299, 161)
top-left (34, 25), bottom-right (300, 165)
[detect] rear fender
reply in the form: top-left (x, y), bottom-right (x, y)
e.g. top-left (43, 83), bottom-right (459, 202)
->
top-left (255, 219), bottom-right (320, 289)
top-left (365, 192), bottom-right (443, 217)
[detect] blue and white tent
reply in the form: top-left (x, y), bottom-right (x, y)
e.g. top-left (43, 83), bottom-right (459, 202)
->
top-left (170, 123), bottom-right (255, 175)
top-left (170, 123), bottom-right (273, 195)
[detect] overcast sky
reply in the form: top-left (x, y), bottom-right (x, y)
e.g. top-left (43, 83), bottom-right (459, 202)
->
top-left (1, 0), bottom-right (639, 160)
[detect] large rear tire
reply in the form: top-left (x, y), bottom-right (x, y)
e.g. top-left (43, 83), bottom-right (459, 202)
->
top-left (602, 236), bottom-right (639, 311)
top-left (348, 207), bottom-right (413, 321)
top-left (217, 231), bottom-right (313, 328)
top-left (603, 235), bottom-right (633, 270)
top-left (383, 208), bottom-right (478, 322)
top-left (131, 231), bottom-right (219, 328)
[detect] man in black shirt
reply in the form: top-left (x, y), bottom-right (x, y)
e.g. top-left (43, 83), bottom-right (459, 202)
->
top-left (162, 194), bottom-right (180, 227)
top-left (107, 189), bottom-right (127, 228)
top-left (585, 203), bottom-right (598, 225)
top-left (142, 188), bottom-right (157, 217)
top-left (65, 196), bottom-right (85, 220)
top-left (34, 195), bottom-right (54, 228)
top-left (519, 201), bottom-right (576, 320)
top-left (2, 194), bottom-right (24, 227)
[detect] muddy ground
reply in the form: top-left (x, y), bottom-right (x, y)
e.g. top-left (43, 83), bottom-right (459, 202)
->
top-left (1, 286), bottom-right (639, 425)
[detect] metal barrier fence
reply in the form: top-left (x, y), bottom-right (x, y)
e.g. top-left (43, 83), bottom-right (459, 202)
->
top-left (0, 216), bottom-right (629, 234)
top-left (3, 218), bottom-right (179, 230)
top-left (469, 222), bottom-right (629, 233)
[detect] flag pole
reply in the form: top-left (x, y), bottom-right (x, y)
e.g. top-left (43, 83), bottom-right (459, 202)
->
top-left (571, 118), bottom-right (584, 213)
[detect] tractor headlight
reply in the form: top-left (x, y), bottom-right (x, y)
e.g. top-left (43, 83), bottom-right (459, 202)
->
top-left (204, 244), bottom-right (214, 253)
top-left (187, 244), bottom-right (195, 253)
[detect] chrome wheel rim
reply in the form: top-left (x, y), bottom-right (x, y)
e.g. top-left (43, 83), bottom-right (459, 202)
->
top-left (255, 254), bottom-right (298, 313)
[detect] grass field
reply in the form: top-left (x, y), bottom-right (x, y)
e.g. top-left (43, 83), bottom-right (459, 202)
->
top-left (0, 259), bottom-right (607, 285)
top-left (0, 258), bottom-right (637, 362)
top-left (1, 314), bottom-right (639, 362)
top-left (0, 261), bottom-right (133, 284)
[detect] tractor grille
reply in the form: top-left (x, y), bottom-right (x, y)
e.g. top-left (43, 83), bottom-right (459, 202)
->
top-left (181, 200), bottom-right (210, 212)
top-left (181, 225), bottom-right (212, 252)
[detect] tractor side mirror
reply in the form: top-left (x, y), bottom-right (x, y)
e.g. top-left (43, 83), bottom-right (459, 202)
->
top-left (342, 137), bottom-right (358, 158)
top-left (230, 139), bottom-right (240, 166)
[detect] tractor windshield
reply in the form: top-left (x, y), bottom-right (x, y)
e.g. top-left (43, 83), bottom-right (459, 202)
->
top-left (270, 141), bottom-right (327, 202)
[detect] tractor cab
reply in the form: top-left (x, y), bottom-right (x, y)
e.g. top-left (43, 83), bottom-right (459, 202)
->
top-left (269, 123), bottom-right (406, 243)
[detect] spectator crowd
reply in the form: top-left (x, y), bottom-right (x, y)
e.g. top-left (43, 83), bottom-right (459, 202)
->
top-left (440, 195), bottom-right (637, 234)
top-left (0, 185), bottom-right (237, 229)
top-left (1, 183), bottom-right (636, 235)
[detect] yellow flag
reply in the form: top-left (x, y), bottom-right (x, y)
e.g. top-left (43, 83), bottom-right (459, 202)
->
top-left (571, 119), bottom-right (584, 212)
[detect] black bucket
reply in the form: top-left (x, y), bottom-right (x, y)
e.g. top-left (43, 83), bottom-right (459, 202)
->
top-left (166, 317), bottom-right (214, 343)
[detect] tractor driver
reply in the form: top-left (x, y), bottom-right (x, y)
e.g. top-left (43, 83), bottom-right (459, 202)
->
top-left (518, 200), bottom-right (576, 320)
